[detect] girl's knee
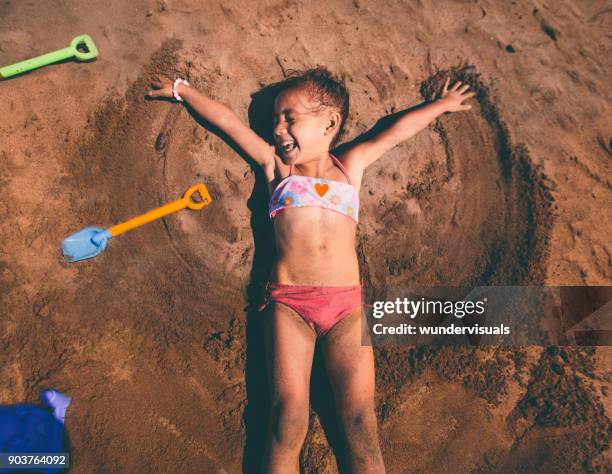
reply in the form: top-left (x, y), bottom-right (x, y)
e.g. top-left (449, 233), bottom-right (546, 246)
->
top-left (339, 403), bottom-right (378, 438)
top-left (270, 397), bottom-right (309, 447)
top-left (339, 404), bottom-right (384, 469)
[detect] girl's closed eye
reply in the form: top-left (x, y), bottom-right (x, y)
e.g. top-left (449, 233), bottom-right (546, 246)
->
top-left (273, 115), bottom-right (295, 125)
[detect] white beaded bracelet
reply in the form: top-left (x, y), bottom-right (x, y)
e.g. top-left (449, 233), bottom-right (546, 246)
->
top-left (172, 78), bottom-right (190, 102)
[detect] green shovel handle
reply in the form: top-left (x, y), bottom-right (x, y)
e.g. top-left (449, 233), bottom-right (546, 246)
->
top-left (71, 35), bottom-right (99, 61)
top-left (0, 34), bottom-right (98, 79)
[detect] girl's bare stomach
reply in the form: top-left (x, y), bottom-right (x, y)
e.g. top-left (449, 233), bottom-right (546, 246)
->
top-left (271, 208), bottom-right (360, 286)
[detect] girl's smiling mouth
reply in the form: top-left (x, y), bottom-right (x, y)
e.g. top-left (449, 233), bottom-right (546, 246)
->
top-left (277, 139), bottom-right (297, 154)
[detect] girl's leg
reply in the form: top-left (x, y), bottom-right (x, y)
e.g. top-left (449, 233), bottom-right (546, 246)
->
top-left (321, 309), bottom-right (385, 473)
top-left (262, 302), bottom-right (317, 474)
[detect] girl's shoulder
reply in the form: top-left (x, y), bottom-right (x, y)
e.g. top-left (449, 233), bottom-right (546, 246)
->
top-left (332, 149), bottom-right (365, 190)
top-left (265, 154), bottom-right (290, 195)
top-left (272, 154), bottom-right (291, 180)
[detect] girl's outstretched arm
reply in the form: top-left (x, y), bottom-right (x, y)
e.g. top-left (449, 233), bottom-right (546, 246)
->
top-left (343, 78), bottom-right (474, 172)
top-left (147, 78), bottom-right (276, 176)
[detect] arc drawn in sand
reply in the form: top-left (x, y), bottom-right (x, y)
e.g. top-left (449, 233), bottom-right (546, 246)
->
top-left (357, 65), bottom-right (554, 291)
top-left (59, 42), bottom-right (612, 473)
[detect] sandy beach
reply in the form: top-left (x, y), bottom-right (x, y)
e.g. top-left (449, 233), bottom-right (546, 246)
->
top-left (0, 0), bottom-right (610, 472)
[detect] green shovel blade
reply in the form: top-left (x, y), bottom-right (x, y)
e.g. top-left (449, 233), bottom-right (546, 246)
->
top-left (0, 34), bottom-right (98, 79)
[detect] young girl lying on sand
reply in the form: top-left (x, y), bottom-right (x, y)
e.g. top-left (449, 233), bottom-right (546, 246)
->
top-left (148, 68), bottom-right (473, 473)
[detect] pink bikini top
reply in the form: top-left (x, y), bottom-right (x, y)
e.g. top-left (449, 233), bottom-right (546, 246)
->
top-left (269, 154), bottom-right (360, 224)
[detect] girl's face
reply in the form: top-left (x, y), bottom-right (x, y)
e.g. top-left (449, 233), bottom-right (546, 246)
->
top-left (273, 87), bottom-right (333, 164)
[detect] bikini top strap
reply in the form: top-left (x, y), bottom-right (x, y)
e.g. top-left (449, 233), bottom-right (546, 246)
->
top-left (287, 155), bottom-right (351, 183)
top-left (330, 153), bottom-right (352, 185)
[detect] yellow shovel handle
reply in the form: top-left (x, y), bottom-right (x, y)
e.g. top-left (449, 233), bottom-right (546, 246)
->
top-left (108, 184), bottom-right (212, 237)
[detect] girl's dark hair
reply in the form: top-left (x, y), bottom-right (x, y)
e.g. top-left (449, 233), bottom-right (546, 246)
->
top-left (278, 66), bottom-right (349, 147)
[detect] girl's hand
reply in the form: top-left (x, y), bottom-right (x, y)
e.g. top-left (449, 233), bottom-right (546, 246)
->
top-left (146, 77), bottom-right (174, 100)
top-left (438, 77), bottom-right (475, 112)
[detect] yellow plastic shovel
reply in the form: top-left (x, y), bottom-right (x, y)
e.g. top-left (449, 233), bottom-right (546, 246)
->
top-left (62, 184), bottom-right (212, 262)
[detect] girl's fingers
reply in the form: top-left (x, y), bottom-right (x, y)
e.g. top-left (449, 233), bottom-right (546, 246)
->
top-left (443, 77), bottom-right (450, 92)
top-left (146, 77), bottom-right (172, 99)
top-left (450, 81), bottom-right (462, 91)
top-left (458, 83), bottom-right (471, 93)
top-left (147, 89), bottom-right (166, 98)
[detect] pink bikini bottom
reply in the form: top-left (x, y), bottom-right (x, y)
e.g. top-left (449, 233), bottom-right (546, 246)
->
top-left (259, 283), bottom-right (363, 337)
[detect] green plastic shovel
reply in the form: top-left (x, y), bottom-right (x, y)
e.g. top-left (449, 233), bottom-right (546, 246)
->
top-left (0, 35), bottom-right (98, 79)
